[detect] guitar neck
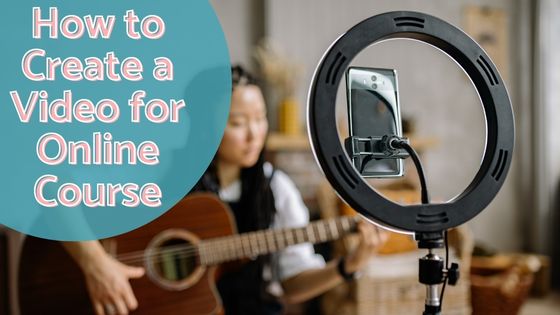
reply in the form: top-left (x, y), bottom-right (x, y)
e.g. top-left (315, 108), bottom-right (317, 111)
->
top-left (198, 216), bottom-right (359, 266)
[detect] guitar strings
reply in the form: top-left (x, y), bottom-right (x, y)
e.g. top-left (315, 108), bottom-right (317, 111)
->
top-left (116, 236), bottom-right (288, 265)
top-left (115, 230), bottom-right (299, 263)
top-left (115, 229), bottom-right (324, 264)
top-left (115, 234), bottom-right (279, 264)
top-left (25, 219), bottom-right (359, 283)
top-left (115, 235), bottom-right (263, 263)
top-left (115, 218), bottom-right (357, 264)
top-left (28, 233), bottom-right (335, 283)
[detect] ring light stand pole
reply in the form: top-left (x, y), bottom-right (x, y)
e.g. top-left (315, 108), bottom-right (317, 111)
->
top-left (382, 138), bottom-right (460, 315)
top-left (307, 11), bottom-right (514, 314)
top-left (416, 232), bottom-right (457, 315)
top-left (418, 234), bottom-right (445, 315)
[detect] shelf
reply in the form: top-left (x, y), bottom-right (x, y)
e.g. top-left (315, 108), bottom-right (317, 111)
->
top-left (266, 132), bottom-right (440, 152)
top-left (266, 132), bottom-right (310, 151)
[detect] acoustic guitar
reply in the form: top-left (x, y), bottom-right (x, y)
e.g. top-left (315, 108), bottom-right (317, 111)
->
top-left (18, 193), bottom-right (359, 315)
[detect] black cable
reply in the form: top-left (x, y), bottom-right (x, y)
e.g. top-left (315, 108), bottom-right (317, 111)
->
top-left (390, 140), bottom-right (429, 204)
top-left (392, 139), bottom-right (452, 310)
top-left (439, 230), bottom-right (450, 306)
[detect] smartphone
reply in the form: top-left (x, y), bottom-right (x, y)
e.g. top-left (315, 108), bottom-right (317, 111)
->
top-left (346, 67), bottom-right (404, 177)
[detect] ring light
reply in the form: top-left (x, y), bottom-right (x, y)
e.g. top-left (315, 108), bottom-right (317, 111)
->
top-left (307, 11), bottom-right (515, 233)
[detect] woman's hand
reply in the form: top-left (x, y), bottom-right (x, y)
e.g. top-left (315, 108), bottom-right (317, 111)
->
top-left (81, 254), bottom-right (145, 315)
top-left (281, 221), bottom-right (388, 303)
top-left (62, 241), bottom-right (145, 315)
top-left (344, 221), bottom-right (388, 274)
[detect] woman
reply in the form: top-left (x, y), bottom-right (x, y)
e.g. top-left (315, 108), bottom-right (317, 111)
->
top-left (63, 65), bottom-right (386, 315)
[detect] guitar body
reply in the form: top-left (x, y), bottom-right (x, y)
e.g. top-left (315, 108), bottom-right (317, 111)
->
top-left (18, 193), bottom-right (236, 315)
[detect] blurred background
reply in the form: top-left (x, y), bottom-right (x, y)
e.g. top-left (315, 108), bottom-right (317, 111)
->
top-left (2, 0), bottom-right (559, 314)
top-left (207, 0), bottom-right (559, 314)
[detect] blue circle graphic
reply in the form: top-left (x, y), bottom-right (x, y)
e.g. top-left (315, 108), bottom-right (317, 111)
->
top-left (0, 1), bottom-right (231, 240)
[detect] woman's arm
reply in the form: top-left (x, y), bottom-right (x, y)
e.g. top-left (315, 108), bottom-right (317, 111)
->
top-left (281, 258), bottom-right (342, 304)
top-left (281, 221), bottom-right (386, 304)
top-left (62, 241), bottom-right (145, 315)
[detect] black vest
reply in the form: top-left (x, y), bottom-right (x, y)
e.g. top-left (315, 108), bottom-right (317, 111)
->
top-left (216, 200), bottom-right (284, 315)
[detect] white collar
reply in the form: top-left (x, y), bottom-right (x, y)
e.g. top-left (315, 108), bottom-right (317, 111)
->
top-left (219, 179), bottom-right (241, 202)
top-left (217, 162), bottom-right (273, 202)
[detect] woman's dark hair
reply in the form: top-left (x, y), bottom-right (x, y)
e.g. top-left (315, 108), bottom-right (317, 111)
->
top-left (191, 65), bottom-right (276, 232)
top-left (190, 65), bottom-right (281, 313)
top-left (231, 64), bottom-right (259, 88)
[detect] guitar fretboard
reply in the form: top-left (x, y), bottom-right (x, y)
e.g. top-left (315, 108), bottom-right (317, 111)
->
top-left (197, 216), bottom-right (359, 265)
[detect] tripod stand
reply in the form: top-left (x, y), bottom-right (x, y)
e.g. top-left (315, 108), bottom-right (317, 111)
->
top-left (416, 231), bottom-right (460, 315)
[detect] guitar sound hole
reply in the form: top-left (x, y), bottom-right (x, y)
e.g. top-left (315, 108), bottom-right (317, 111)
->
top-left (151, 239), bottom-right (197, 282)
top-left (145, 229), bottom-right (205, 291)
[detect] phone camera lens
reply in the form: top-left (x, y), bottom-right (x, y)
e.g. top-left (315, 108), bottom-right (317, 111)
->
top-left (372, 83), bottom-right (378, 89)
top-left (371, 75), bottom-right (377, 81)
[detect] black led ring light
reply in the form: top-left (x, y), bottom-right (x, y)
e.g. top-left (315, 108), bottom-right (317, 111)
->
top-left (308, 11), bottom-right (515, 233)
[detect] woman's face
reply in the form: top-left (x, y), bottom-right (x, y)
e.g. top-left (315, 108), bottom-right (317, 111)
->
top-left (217, 85), bottom-right (268, 168)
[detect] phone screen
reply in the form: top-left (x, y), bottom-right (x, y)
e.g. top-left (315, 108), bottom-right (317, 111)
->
top-left (346, 67), bottom-right (404, 177)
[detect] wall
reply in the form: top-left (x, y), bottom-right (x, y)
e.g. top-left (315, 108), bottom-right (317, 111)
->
top-left (536, 0), bottom-right (560, 285)
top-left (209, 0), bottom-right (263, 71)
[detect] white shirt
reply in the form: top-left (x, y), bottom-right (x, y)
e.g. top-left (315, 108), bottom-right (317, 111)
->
top-left (218, 163), bottom-right (326, 294)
